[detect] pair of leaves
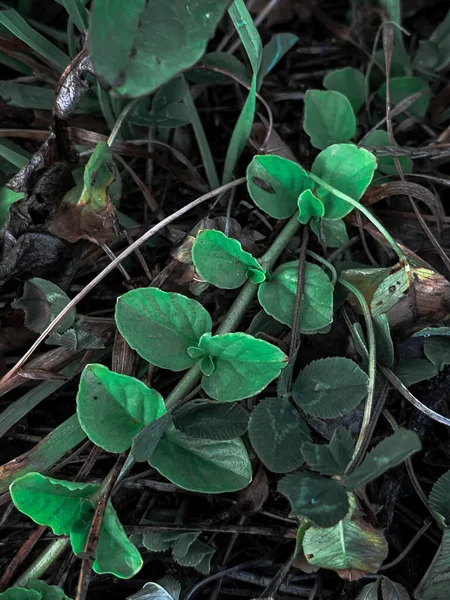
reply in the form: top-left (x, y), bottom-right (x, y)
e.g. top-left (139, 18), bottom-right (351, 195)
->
top-left (10, 473), bottom-right (142, 578)
top-left (0, 580), bottom-right (71, 600)
top-left (279, 427), bottom-right (421, 527)
top-left (115, 288), bottom-right (287, 402)
top-left (247, 144), bottom-right (376, 222)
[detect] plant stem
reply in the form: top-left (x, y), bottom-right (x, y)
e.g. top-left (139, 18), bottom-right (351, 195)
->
top-left (14, 538), bottom-right (69, 587)
top-left (107, 98), bottom-right (139, 147)
top-left (165, 212), bottom-right (301, 410)
top-left (308, 172), bottom-right (406, 262)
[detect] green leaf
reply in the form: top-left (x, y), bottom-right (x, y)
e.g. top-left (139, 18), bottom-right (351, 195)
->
top-left (424, 337), bottom-right (450, 372)
top-left (198, 332), bottom-right (287, 402)
top-left (131, 413), bottom-right (172, 463)
top-left (12, 278), bottom-right (76, 335)
top-left (128, 580), bottom-right (180, 600)
top-left (323, 67), bottom-right (366, 113)
top-left (415, 528), bottom-right (450, 600)
top-left (0, 138), bottom-right (30, 169)
top-left (395, 359), bottom-right (438, 387)
top-left (89, 0), bottom-right (230, 98)
top-left (27, 580), bottom-right (72, 600)
top-left (10, 472), bottom-right (98, 535)
top-left (0, 9), bottom-right (69, 70)
top-left (60, 0), bottom-right (88, 33)
top-left (116, 288), bottom-right (212, 371)
top-left (172, 533), bottom-right (214, 573)
top-left (297, 190), bottom-right (325, 224)
top-left (192, 229), bottom-right (265, 289)
top-left (246, 155), bottom-right (313, 219)
top-left (258, 261), bottom-right (334, 333)
top-left (310, 217), bottom-right (349, 248)
top-left (173, 399), bottom-right (249, 440)
top-left (228, 0), bottom-right (262, 74)
top-left (345, 428), bottom-right (421, 491)
top-left (311, 144), bottom-right (377, 220)
top-left (380, 577), bottom-right (411, 600)
top-left (77, 364), bottom-right (166, 453)
top-left (130, 77), bottom-right (190, 128)
top-left (303, 90), bottom-right (356, 149)
top-left (259, 33), bottom-right (298, 81)
top-left (362, 130), bottom-right (412, 175)
top-left (0, 590), bottom-right (41, 600)
top-left (71, 502), bottom-right (142, 578)
top-left (429, 469), bottom-right (450, 525)
top-left (303, 510), bottom-right (389, 575)
top-left (46, 327), bottom-right (104, 351)
top-left (373, 314), bottom-right (395, 368)
top-left (278, 472), bottom-right (349, 527)
top-left (293, 357), bottom-right (369, 418)
top-left (187, 52), bottom-right (250, 85)
top-left (0, 186), bottom-right (22, 227)
top-left (378, 77), bottom-right (430, 120)
top-left (302, 427), bottom-right (354, 476)
top-left (149, 424), bottom-right (252, 493)
top-left (248, 397), bottom-right (310, 473)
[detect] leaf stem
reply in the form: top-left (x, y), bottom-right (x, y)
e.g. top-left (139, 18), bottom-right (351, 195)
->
top-left (107, 99), bottom-right (140, 147)
top-left (14, 538), bottom-right (69, 587)
top-left (307, 172), bottom-right (406, 262)
top-left (340, 279), bottom-right (377, 475)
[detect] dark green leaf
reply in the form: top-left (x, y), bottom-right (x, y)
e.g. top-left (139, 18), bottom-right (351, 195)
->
top-left (258, 261), bottom-right (334, 333)
top-left (302, 427), bottom-right (354, 476)
top-left (377, 77), bottom-right (430, 120)
top-left (424, 337), bottom-right (450, 372)
top-left (77, 364), bottom-right (166, 453)
top-left (248, 397), bottom-right (310, 473)
top-left (173, 400), bottom-right (249, 440)
top-left (0, 138), bottom-right (30, 168)
top-left (310, 217), bottom-right (349, 248)
top-left (0, 589), bottom-right (41, 600)
top-left (192, 229), bottom-right (265, 289)
top-left (303, 90), bottom-right (356, 149)
top-left (345, 428), bottom-right (421, 491)
top-left (297, 190), bottom-right (325, 224)
top-left (116, 288), bottom-right (212, 371)
top-left (46, 327), bottom-right (104, 351)
top-left (429, 469), bottom-right (450, 525)
top-left (362, 130), bottom-right (412, 175)
top-left (187, 52), bottom-right (250, 85)
top-left (10, 472), bottom-right (98, 535)
top-left (373, 314), bottom-right (395, 368)
top-left (259, 33), bottom-right (298, 81)
top-left (60, 0), bottom-right (88, 33)
top-left (246, 155), bottom-right (313, 219)
top-left (278, 472), bottom-right (349, 527)
top-left (172, 533), bottom-right (214, 573)
top-left (323, 67), bottom-right (366, 113)
top-left (312, 144), bottom-right (377, 220)
top-left (131, 413), bottom-right (172, 463)
top-left (293, 357), bottom-right (369, 418)
top-left (149, 424), bottom-right (252, 493)
top-left (395, 359), bottom-right (438, 387)
top-left (198, 332), bottom-right (288, 402)
top-left (90, 0), bottom-right (231, 97)
top-left (12, 278), bottom-right (76, 334)
top-left (380, 577), bottom-right (411, 600)
top-left (130, 77), bottom-right (190, 128)
top-left (415, 528), bottom-right (450, 600)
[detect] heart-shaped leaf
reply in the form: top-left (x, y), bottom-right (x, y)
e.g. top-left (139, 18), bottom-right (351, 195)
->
top-left (173, 399), bottom-right (249, 440)
top-left (77, 364), bottom-right (166, 453)
top-left (297, 189), bottom-right (325, 224)
top-left (248, 397), bottom-right (310, 473)
top-left (323, 67), bottom-right (366, 113)
top-left (116, 288), bottom-right (212, 371)
top-left (293, 357), bottom-right (369, 418)
top-left (278, 472), bottom-right (349, 527)
top-left (246, 155), bottom-right (313, 218)
top-left (149, 423), bottom-right (252, 493)
top-left (258, 261), bottom-right (334, 333)
top-left (303, 90), bottom-right (356, 149)
top-left (89, 0), bottom-right (231, 98)
top-left (302, 427), bottom-right (354, 476)
top-left (198, 332), bottom-right (287, 401)
top-left (312, 144), bottom-right (377, 220)
top-left (192, 229), bottom-right (266, 289)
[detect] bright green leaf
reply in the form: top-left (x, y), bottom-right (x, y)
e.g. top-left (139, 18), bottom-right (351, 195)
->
top-left (293, 357), bottom-right (369, 418)
top-left (246, 155), bottom-right (313, 219)
top-left (310, 217), bottom-right (349, 248)
top-left (173, 399), bottom-right (249, 440)
top-left (77, 364), bottom-right (166, 453)
top-left (415, 528), bottom-right (450, 600)
top-left (27, 580), bottom-right (72, 600)
top-left (323, 67), bottom-right (366, 113)
top-left (116, 288), bottom-right (212, 371)
top-left (297, 189), bottom-right (324, 224)
top-left (198, 332), bottom-right (287, 402)
top-left (149, 424), bottom-right (252, 493)
top-left (278, 472), bottom-right (349, 527)
top-left (89, 0), bottom-right (231, 98)
top-left (12, 278), bottom-right (76, 334)
top-left (10, 472), bottom-right (98, 535)
top-left (424, 337), bottom-right (450, 372)
top-left (248, 397), bottom-right (310, 473)
top-left (429, 469), bottom-right (450, 525)
top-left (0, 186), bottom-right (23, 227)
top-left (71, 502), bottom-right (142, 578)
top-left (362, 130), bottom-right (412, 175)
top-left (0, 590), bottom-right (41, 600)
top-left (345, 428), bottom-right (421, 491)
top-left (378, 77), bottom-right (430, 120)
top-left (258, 261), bottom-right (334, 333)
top-left (395, 359), bottom-right (437, 387)
top-left (303, 90), bottom-right (356, 149)
top-left (302, 427), bottom-right (354, 476)
top-left (192, 229), bottom-right (265, 289)
top-left (312, 144), bottom-right (377, 220)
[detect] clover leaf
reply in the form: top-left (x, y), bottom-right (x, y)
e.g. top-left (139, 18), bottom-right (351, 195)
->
top-left (303, 90), bottom-right (356, 149)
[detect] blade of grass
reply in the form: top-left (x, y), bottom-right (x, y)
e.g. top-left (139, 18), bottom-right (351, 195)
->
top-left (97, 82), bottom-right (116, 133)
top-left (0, 8), bottom-right (69, 70)
top-left (0, 138), bottom-right (30, 168)
top-left (60, 0), bottom-right (88, 33)
top-left (228, 0), bottom-right (262, 74)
